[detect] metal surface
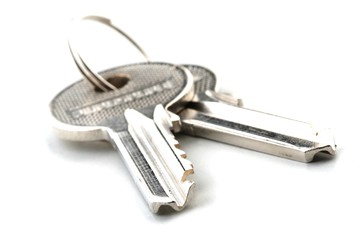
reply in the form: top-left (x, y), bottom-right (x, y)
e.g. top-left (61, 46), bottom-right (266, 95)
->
top-left (68, 15), bottom-right (150, 92)
top-left (178, 65), bottom-right (336, 162)
top-left (50, 62), bottom-right (195, 212)
top-left (67, 15), bottom-right (336, 162)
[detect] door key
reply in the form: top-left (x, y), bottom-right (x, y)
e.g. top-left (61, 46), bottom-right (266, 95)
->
top-left (177, 65), bottom-right (336, 162)
top-left (68, 15), bottom-right (336, 163)
top-left (50, 63), bottom-right (195, 213)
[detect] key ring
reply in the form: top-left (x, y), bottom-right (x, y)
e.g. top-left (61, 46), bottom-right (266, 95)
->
top-left (68, 15), bottom-right (150, 92)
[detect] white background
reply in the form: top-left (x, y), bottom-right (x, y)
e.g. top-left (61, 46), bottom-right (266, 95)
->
top-left (0, 1), bottom-right (359, 239)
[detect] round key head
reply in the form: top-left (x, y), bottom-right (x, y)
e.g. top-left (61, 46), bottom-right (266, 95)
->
top-left (50, 62), bottom-right (193, 141)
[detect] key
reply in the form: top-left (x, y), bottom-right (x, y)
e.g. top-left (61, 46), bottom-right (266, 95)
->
top-left (176, 65), bottom-right (336, 163)
top-left (50, 62), bottom-right (195, 213)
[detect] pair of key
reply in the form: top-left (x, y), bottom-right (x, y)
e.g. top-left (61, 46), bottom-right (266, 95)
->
top-left (50, 16), bottom-right (336, 213)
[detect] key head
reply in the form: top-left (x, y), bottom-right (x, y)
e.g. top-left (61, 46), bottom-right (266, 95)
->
top-left (50, 62), bottom-right (193, 141)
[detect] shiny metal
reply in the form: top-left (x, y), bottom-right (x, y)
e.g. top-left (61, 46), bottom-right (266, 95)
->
top-left (178, 65), bottom-right (336, 162)
top-left (68, 15), bottom-right (150, 92)
top-left (68, 15), bottom-right (336, 163)
top-left (125, 105), bottom-right (194, 210)
top-left (50, 63), bottom-right (195, 212)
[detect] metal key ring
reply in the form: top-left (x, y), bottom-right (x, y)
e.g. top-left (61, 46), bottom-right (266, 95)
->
top-left (68, 15), bottom-right (150, 92)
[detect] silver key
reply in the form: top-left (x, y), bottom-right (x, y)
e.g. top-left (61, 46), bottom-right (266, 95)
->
top-left (50, 62), bottom-right (195, 213)
top-left (68, 15), bottom-right (336, 163)
top-left (177, 65), bottom-right (336, 163)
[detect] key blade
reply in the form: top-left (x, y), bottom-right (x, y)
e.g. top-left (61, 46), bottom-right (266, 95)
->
top-left (123, 105), bottom-right (194, 212)
top-left (180, 101), bottom-right (336, 163)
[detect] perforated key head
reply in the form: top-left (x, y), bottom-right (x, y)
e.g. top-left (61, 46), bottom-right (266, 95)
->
top-left (51, 62), bottom-right (193, 140)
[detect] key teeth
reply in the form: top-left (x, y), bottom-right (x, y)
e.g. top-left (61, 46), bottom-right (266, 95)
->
top-left (172, 138), bottom-right (188, 158)
top-left (154, 104), bottom-right (194, 173)
top-left (170, 143), bottom-right (193, 181)
top-left (173, 139), bottom-right (194, 178)
top-left (175, 149), bottom-right (194, 183)
top-left (168, 112), bottom-right (182, 133)
top-left (171, 135), bottom-right (188, 158)
top-left (182, 168), bottom-right (194, 182)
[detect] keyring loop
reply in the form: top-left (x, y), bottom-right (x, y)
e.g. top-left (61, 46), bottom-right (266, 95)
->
top-left (68, 15), bottom-right (150, 91)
